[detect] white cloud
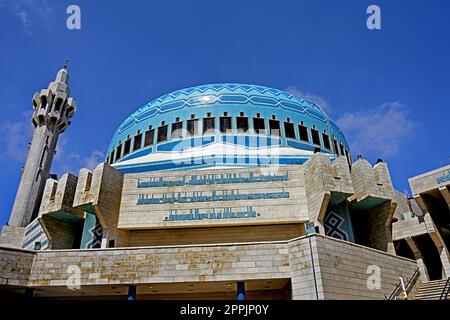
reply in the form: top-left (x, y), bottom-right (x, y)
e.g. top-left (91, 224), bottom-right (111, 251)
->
top-left (336, 102), bottom-right (415, 159)
top-left (0, 114), bottom-right (105, 177)
top-left (0, 112), bottom-right (34, 163)
top-left (53, 136), bottom-right (105, 176)
top-left (4, 0), bottom-right (53, 36)
top-left (284, 86), bottom-right (331, 114)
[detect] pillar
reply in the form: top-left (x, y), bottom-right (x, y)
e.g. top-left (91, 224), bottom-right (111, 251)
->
top-left (405, 237), bottom-right (429, 282)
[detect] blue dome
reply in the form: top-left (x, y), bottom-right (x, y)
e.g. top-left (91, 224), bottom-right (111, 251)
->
top-left (106, 83), bottom-right (350, 173)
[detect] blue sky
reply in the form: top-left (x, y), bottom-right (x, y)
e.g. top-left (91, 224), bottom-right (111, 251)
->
top-left (0, 0), bottom-right (449, 226)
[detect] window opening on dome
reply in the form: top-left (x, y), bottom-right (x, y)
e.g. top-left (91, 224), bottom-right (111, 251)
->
top-left (253, 117), bottom-right (265, 134)
top-left (116, 144), bottom-right (122, 161)
top-left (340, 143), bottom-right (345, 156)
top-left (109, 149), bottom-right (115, 164)
top-left (144, 129), bottom-right (154, 147)
top-left (237, 116), bottom-right (249, 133)
top-left (171, 121), bottom-right (183, 139)
top-left (311, 128), bottom-right (321, 146)
top-left (203, 117), bottom-right (215, 135)
top-left (123, 139), bottom-right (131, 156)
top-left (157, 125), bottom-right (168, 143)
top-left (284, 122), bottom-right (296, 139)
top-left (269, 119), bottom-right (281, 136)
top-left (220, 116), bottom-right (232, 133)
top-left (299, 124), bottom-right (309, 142)
top-left (133, 133), bottom-right (142, 151)
top-left (322, 132), bottom-right (331, 150)
top-left (187, 119), bottom-right (198, 136)
top-left (333, 138), bottom-right (339, 155)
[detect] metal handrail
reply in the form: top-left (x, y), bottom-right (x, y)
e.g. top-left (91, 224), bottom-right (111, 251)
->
top-left (387, 267), bottom-right (420, 300)
top-left (439, 277), bottom-right (450, 300)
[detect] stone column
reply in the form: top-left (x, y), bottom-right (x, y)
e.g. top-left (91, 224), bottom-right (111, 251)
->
top-left (438, 186), bottom-right (450, 211)
top-left (405, 237), bottom-right (429, 282)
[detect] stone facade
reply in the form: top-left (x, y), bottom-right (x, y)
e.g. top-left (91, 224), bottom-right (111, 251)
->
top-left (0, 69), bottom-right (448, 300)
top-left (392, 164), bottom-right (450, 281)
top-left (0, 234), bottom-right (417, 299)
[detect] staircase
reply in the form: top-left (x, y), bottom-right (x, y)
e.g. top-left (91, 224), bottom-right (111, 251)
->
top-left (413, 279), bottom-right (450, 300)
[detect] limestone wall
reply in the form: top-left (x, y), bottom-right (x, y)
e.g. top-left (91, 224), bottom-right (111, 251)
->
top-left (303, 154), bottom-right (353, 229)
top-left (118, 166), bottom-right (309, 229)
top-left (313, 236), bottom-right (418, 299)
top-left (409, 164), bottom-right (450, 195)
top-left (27, 241), bottom-right (292, 287)
top-left (0, 234), bottom-right (416, 300)
top-left (0, 248), bottom-right (34, 286)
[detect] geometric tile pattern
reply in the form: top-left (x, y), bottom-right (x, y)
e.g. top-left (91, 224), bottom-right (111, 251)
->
top-left (324, 211), bottom-right (349, 241)
top-left (86, 221), bottom-right (103, 249)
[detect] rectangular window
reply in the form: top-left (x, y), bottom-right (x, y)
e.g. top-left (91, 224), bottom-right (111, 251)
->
top-left (116, 144), bottom-right (122, 161)
top-left (171, 121), bottom-right (183, 139)
top-left (298, 125), bottom-right (309, 142)
top-left (109, 150), bottom-right (115, 164)
top-left (322, 133), bottom-right (331, 150)
top-left (333, 139), bottom-right (339, 155)
top-left (187, 119), bottom-right (198, 136)
top-left (220, 117), bottom-right (232, 133)
top-left (203, 117), bottom-right (215, 134)
top-left (269, 119), bottom-right (281, 136)
top-left (340, 143), bottom-right (345, 156)
top-left (123, 139), bottom-right (131, 155)
top-left (55, 97), bottom-right (63, 112)
top-left (236, 117), bottom-right (249, 133)
top-left (311, 128), bottom-right (321, 146)
top-left (157, 125), bottom-right (168, 143)
top-left (133, 133), bottom-right (142, 151)
top-left (253, 118), bottom-right (265, 134)
top-left (284, 122), bottom-right (296, 139)
top-left (144, 129), bottom-right (154, 147)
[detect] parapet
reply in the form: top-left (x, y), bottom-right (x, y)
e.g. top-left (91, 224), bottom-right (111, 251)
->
top-left (349, 159), bottom-right (394, 202)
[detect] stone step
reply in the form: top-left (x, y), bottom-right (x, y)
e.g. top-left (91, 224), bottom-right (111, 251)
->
top-left (415, 293), bottom-right (441, 299)
top-left (412, 279), bottom-right (449, 300)
top-left (419, 281), bottom-right (447, 288)
top-left (415, 291), bottom-right (447, 299)
top-left (416, 290), bottom-right (446, 295)
top-left (415, 296), bottom-right (447, 300)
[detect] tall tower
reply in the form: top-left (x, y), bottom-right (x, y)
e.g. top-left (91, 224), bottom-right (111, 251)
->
top-left (8, 65), bottom-right (76, 227)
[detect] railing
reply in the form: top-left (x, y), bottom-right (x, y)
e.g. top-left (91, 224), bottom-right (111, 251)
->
top-left (439, 277), bottom-right (450, 300)
top-left (387, 267), bottom-right (420, 300)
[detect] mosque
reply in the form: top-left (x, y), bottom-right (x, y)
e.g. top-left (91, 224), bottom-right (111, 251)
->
top-left (0, 66), bottom-right (449, 300)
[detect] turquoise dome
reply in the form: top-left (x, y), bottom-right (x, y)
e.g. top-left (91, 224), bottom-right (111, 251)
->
top-left (106, 83), bottom-right (350, 173)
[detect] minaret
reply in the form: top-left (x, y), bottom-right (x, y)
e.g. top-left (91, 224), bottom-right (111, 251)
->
top-left (8, 64), bottom-right (76, 227)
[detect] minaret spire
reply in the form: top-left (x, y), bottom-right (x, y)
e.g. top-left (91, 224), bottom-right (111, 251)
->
top-left (7, 65), bottom-right (76, 227)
